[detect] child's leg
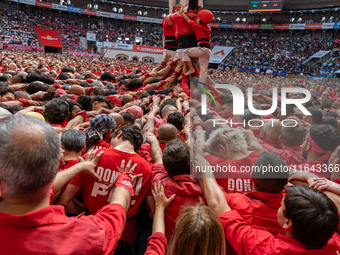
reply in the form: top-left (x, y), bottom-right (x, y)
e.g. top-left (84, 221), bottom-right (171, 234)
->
top-left (169, 0), bottom-right (176, 14)
top-left (182, 48), bottom-right (196, 76)
top-left (180, 0), bottom-right (189, 13)
top-left (196, 0), bottom-right (203, 13)
top-left (198, 48), bottom-right (211, 85)
top-left (184, 61), bottom-right (195, 76)
top-left (183, 62), bottom-right (188, 74)
top-left (180, 61), bottom-right (189, 80)
top-left (198, 0), bottom-right (203, 9)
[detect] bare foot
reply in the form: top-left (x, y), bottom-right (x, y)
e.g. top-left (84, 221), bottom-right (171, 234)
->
top-left (184, 69), bottom-right (195, 77)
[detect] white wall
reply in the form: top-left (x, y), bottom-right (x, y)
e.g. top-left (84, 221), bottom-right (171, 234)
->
top-left (101, 48), bottom-right (163, 63)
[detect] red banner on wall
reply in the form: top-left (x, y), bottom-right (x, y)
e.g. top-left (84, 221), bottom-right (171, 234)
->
top-left (232, 23), bottom-right (248, 29)
top-left (82, 9), bottom-right (97, 16)
top-left (35, 1), bottom-right (52, 8)
top-left (133, 45), bottom-right (163, 54)
top-left (305, 23), bottom-right (323, 29)
top-left (35, 28), bottom-right (62, 48)
top-left (124, 15), bottom-right (137, 21)
top-left (273, 24), bottom-right (290, 29)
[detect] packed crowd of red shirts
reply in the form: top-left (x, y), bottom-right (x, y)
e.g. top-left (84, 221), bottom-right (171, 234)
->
top-left (0, 1), bottom-right (340, 255)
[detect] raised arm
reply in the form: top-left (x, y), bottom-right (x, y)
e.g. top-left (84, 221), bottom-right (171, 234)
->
top-left (143, 103), bottom-right (160, 135)
top-left (180, 8), bottom-right (191, 23)
top-left (147, 133), bottom-right (163, 164)
top-left (194, 155), bottom-right (231, 216)
top-left (152, 181), bottom-right (176, 235)
top-left (193, 131), bottom-right (230, 216)
top-left (144, 182), bottom-right (175, 255)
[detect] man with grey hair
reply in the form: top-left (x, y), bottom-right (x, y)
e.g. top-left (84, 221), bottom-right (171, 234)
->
top-left (60, 129), bottom-right (87, 173)
top-left (203, 128), bottom-right (261, 193)
top-left (0, 115), bottom-right (138, 254)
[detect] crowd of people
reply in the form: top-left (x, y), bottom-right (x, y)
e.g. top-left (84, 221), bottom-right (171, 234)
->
top-left (0, 9), bottom-right (40, 47)
top-left (1, 4), bottom-right (340, 76)
top-left (213, 35), bottom-right (338, 76)
top-left (1, 0), bottom-right (340, 254)
top-left (0, 7), bottom-right (163, 51)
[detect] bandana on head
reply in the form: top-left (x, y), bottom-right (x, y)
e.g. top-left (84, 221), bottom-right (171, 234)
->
top-left (306, 132), bottom-right (331, 162)
top-left (84, 114), bottom-right (116, 140)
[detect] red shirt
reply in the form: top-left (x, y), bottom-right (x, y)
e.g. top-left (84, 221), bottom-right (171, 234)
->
top-left (0, 203), bottom-right (126, 255)
top-left (261, 143), bottom-right (306, 166)
top-left (70, 148), bottom-right (152, 243)
top-left (168, 11), bottom-right (198, 39)
top-left (152, 163), bottom-right (203, 241)
top-left (51, 119), bottom-right (68, 128)
top-left (224, 191), bottom-right (285, 255)
top-left (188, 20), bottom-right (211, 47)
top-left (155, 117), bottom-right (168, 129)
top-left (226, 191), bottom-right (284, 236)
top-left (62, 159), bottom-right (79, 170)
top-left (219, 210), bottom-right (340, 255)
top-left (93, 140), bottom-right (110, 150)
top-left (59, 160), bottom-right (80, 191)
top-left (137, 143), bottom-right (166, 163)
top-left (180, 75), bottom-right (190, 96)
top-left (262, 139), bottom-right (282, 149)
top-left (145, 232), bottom-right (167, 255)
top-left (205, 152), bottom-right (261, 193)
top-left (162, 17), bottom-right (176, 37)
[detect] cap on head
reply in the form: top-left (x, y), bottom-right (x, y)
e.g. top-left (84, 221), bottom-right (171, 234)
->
top-left (198, 10), bottom-right (214, 24)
